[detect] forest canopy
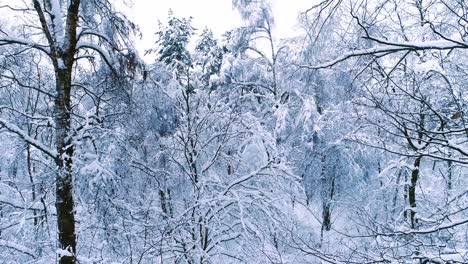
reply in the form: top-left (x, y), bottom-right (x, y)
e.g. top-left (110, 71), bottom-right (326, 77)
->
top-left (0, 0), bottom-right (467, 263)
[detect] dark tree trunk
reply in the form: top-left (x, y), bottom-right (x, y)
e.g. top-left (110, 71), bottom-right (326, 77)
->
top-left (322, 203), bottom-right (332, 231)
top-left (54, 68), bottom-right (76, 264)
top-left (322, 175), bottom-right (335, 232)
top-left (447, 159), bottom-right (453, 192)
top-left (408, 156), bottom-right (422, 229)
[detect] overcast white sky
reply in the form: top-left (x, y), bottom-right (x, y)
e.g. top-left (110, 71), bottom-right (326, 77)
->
top-left (128, 0), bottom-right (312, 61)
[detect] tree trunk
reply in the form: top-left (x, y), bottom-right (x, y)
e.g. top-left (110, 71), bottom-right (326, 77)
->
top-left (408, 156), bottom-right (422, 229)
top-left (322, 175), bottom-right (335, 232)
top-left (27, 145), bottom-right (38, 226)
top-left (322, 203), bottom-right (332, 232)
top-left (54, 68), bottom-right (76, 264)
top-left (447, 158), bottom-right (453, 192)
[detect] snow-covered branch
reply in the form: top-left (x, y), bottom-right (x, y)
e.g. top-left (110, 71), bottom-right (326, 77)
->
top-left (0, 240), bottom-right (36, 258)
top-left (0, 36), bottom-right (50, 55)
top-left (302, 40), bottom-right (467, 69)
top-left (76, 42), bottom-right (116, 72)
top-left (0, 119), bottom-right (58, 159)
top-left (222, 163), bottom-right (271, 195)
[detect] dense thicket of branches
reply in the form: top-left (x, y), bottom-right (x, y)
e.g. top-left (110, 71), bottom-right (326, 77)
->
top-left (0, 0), bottom-right (467, 263)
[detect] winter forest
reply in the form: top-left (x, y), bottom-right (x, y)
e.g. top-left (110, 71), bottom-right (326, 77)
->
top-left (0, 0), bottom-right (467, 263)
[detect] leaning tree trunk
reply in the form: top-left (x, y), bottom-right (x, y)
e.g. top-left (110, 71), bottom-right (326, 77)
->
top-left (54, 67), bottom-right (76, 264)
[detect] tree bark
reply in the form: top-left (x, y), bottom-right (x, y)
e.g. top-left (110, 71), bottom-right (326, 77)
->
top-left (322, 174), bottom-right (335, 232)
top-left (408, 156), bottom-right (422, 229)
top-left (27, 145), bottom-right (38, 226)
top-left (54, 68), bottom-right (76, 264)
top-left (52, 2), bottom-right (80, 261)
